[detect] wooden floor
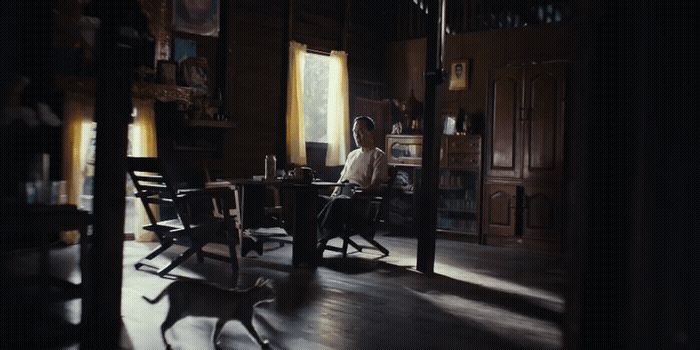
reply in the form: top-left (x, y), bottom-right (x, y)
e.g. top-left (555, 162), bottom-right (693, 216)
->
top-left (1, 232), bottom-right (564, 349)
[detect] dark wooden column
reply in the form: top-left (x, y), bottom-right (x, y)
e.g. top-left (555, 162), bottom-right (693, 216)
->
top-left (565, 0), bottom-right (698, 348)
top-left (416, 0), bottom-right (445, 274)
top-left (81, 1), bottom-right (146, 348)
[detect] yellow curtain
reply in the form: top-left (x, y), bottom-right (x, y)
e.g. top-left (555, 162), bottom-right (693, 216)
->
top-left (285, 41), bottom-right (307, 165)
top-left (131, 99), bottom-right (158, 242)
top-left (61, 96), bottom-right (158, 243)
top-left (61, 92), bottom-right (94, 244)
top-left (325, 50), bottom-right (351, 166)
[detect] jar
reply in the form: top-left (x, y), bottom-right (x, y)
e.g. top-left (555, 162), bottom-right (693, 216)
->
top-left (265, 155), bottom-right (276, 180)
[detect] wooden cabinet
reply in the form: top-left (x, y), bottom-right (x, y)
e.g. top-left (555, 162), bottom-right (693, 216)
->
top-left (385, 134), bottom-right (482, 240)
top-left (483, 184), bottom-right (517, 237)
top-left (437, 135), bottom-right (482, 240)
top-left (522, 185), bottom-right (559, 240)
top-left (487, 67), bottom-right (522, 179)
top-left (483, 62), bottom-right (566, 254)
top-left (521, 64), bottom-right (566, 181)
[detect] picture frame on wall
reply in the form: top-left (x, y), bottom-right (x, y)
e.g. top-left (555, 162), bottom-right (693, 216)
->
top-left (157, 60), bottom-right (177, 85)
top-left (448, 59), bottom-right (470, 91)
top-left (172, 0), bottom-right (220, 37)
top-left (180, 57), bottom-right (208, 92)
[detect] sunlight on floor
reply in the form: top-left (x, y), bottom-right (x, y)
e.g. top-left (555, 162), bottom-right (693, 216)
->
top-left (383, 254), bottom-right (564, 313)
top-left (433, 262), bottom-right (564, 312)
top-left (408, 288), bottom-right (562, 350)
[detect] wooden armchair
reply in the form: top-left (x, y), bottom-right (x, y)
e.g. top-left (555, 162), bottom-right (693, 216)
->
top-left (317, 184), bottom-right (390, 260)
top-left (127, 157), bottom-right (239, 278)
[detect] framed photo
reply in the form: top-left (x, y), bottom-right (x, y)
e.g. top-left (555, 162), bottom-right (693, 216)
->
top-left (180, 57), bottom-right (208, 91)
top-left (448, 59), bottom-right (470, 91)
top-left (173, 0), bottom-right (220, 37)
top-left (157, 60), bottom-right (177, 85)
top-left (441, 109), bottom-right (458, 135)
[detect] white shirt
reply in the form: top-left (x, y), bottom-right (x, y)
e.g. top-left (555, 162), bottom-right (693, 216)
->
top-left (338, 147), bottom-right (388, 189)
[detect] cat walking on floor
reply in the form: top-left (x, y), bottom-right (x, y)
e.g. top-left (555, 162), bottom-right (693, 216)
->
top-left (143, 277), bottom-right (275, 349)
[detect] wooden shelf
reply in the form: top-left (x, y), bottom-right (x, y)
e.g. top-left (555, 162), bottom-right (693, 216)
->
top-left (436, 229), bottom-right (479, 242)
top-left (55, 75), bottom-right (196, 105)
top-left (436, 228), bottom-right (477, 235)
top-left (184, 119), bottom-right (235, 128)
top-left (437, 208), bottom-right (477, 214)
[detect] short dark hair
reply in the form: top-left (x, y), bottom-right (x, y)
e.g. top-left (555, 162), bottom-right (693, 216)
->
top-left (354, 116), bottom-right (375, 131)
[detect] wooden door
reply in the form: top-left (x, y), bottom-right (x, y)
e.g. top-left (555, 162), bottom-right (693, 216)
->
top-left (522, 185), bottom-right (559, 240)
top-left (486, 67), bottom-right (522, 179)
top-left (483, 184), bottom-right (517, 237)
top-left (522, 63), bottom-right (566, 181)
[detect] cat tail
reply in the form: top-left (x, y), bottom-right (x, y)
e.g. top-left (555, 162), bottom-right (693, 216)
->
top-left (142, 287), bottom-right (167, 304)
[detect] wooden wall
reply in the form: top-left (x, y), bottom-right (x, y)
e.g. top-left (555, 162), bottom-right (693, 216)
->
top-left (212, 0), bottom-right (394, 179)
top-left (387, 24), bottom-right (575, 116)
top-left (210, 0), bottom-right (289, 179)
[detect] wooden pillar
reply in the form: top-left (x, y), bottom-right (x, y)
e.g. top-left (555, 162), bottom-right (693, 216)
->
top-left (564, 0), bottom-right (698, 348)
top-left (416, 0), bottom-right (445, 274)
top-left (81, 1), bottom-right (145, 348)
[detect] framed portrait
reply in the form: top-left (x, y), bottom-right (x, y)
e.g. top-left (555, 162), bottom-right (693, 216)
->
top-left (448, 59), bottom-right (470, 91)
top-left (173, 0), bottom-right (220, 37)
top-left (180, 57), bottom-right (208, 91)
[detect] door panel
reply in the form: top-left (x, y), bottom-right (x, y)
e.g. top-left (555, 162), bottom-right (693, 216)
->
top-left (523, 63), bottom-right (565, 180)
top-left (483, 184), bottom-right (516, 237)
top-left (486, 68), bottom-right (521, 178)
top-left (522, 185), bottom-right (559, 240)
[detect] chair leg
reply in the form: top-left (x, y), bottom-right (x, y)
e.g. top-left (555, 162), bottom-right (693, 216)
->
top-left (227, 234), bottom-right (239, 285)
top-left (347, 238), bottom-right (363, 252)
top-left (364, 237), bottom-right (389, 256)
top-left (196, 250), bottom-right (205, 263)
top-left (341, 237), bottom-right (349, 259)
top-left (157, 247), bottom-right (196, 277)
top-left (317, 238), bottom-right (329, 260)
top-left (135, 242), bottom-right (172, 269)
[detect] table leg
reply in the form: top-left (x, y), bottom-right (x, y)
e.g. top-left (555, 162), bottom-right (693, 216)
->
top-left (289, 186), bottom-right (319, 267)
top-left (240, 183), bottom-right (266, 231)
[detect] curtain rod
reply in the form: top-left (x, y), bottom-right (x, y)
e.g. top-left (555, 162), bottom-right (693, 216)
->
top-left (306, 47), bottom-right (331, 56)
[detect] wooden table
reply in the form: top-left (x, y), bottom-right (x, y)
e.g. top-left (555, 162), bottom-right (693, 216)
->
top-left (1, 204), bottom-right (90, 291)
top-left (222, 179), bottom-right (341, 267)
top-left (0, 204), bottom-right (90, 344)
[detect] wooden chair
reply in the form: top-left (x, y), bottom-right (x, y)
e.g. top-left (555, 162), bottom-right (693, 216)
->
top-left (317, 185), bottom-right (390, 260)
top-left (127, 157), bottom-right (239, 278)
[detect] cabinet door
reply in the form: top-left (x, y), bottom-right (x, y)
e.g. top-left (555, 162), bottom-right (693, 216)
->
top-left (483, 184), bottom-right (517, 237)
top-left (522, 63), bottom-right (566, 181)
top-left (486, 68), bottom-right (522, 178)
top-left (522, 185), bottom-right (559, 240)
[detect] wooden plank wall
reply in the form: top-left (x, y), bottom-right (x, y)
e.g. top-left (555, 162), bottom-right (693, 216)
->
top-left (213, 0), bottom-right (395, 179)
top-left (212, 0), bottom-right (289, 179)
top-left (388, 25), bottom-right (575, 116)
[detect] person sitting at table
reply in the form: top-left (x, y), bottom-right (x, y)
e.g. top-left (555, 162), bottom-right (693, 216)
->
top-left (317, 116), bottom-right (389, 241)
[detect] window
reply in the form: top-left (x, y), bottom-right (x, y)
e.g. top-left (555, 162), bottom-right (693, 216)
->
top-left (287, 42), bottom-right (349, 166)
top-left (303, 52), bottom-right (331, 143)
top-left (80, 121), bottom-right (141, 234)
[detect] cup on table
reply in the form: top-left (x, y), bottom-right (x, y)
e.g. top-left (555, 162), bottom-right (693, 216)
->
top-left (25, 182), bottom-right (37, 204)
top-left (51, 181), bottom-right (68, 204)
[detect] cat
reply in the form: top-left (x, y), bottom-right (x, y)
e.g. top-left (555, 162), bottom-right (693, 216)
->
top-left (143, 277), bottom-right (275, 349)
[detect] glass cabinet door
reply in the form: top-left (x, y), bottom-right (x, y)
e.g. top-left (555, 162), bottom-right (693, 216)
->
top-left (437, 169), bottom-right (479, 235)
